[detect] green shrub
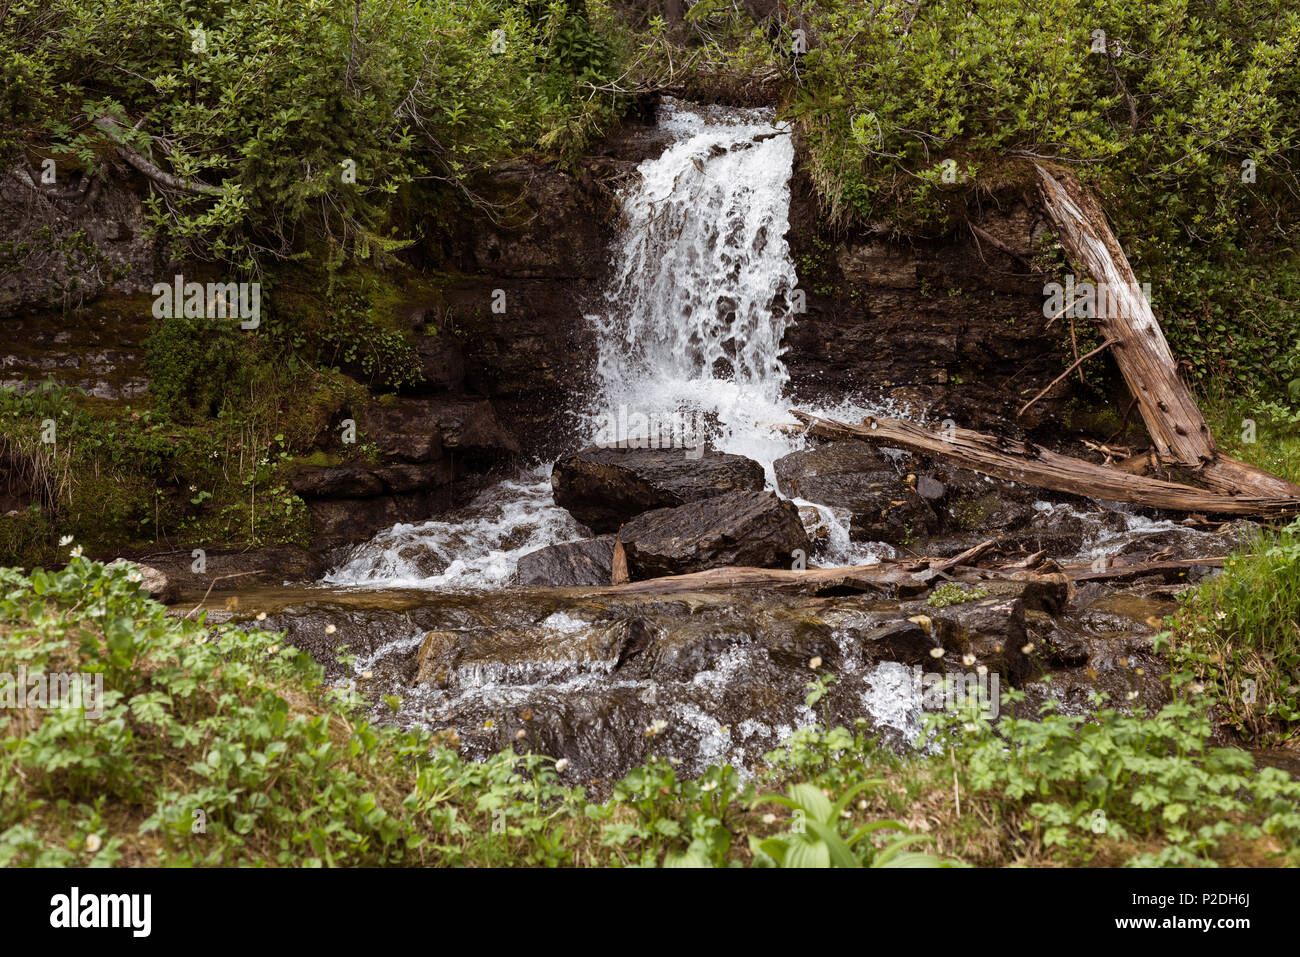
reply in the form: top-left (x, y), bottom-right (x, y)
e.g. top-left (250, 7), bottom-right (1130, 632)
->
top-left (143, 314), bottom-right (250, 422)
top-left (1168, 520), bottom-right (1300, 746)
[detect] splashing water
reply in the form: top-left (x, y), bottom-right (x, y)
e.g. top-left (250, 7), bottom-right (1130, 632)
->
top-left (329, 99), bottom-right (890, 586)
top-left (324, 466), bottom-right (586, 589)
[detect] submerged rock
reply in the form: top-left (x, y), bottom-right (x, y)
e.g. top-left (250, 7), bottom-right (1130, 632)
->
top-left (619, 489), bottom-right (810, 579)
top-left (516, 536), bottom-right (617, 587)
top-left (917, 595), bottom-right (1033, 684)
top-left (551, 445), bottom-right (766, 533)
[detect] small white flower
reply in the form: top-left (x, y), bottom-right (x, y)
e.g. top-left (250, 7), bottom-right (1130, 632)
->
top-left (85, 833), bottom-right (102, 853)
top-left (555, 758), bottom-right (569, 772)
top-left (857, 799), bottom-right (867, 810)
top-left (929, 646), bottom-right (945, 659)
top-left (362, 670), bottom-right (372, 679)
top-left (188, 485), bottom-right (197, 493)
top-left (976, 665), bottom-right (988, 676)
top-left (59, 534), bottom-right (74, 546)
top-left (1021, 642), bottom-right (1035, 654)
top-left (515, 729), bottom-right (527, 740)
top-left (256, 612), bottom-right (266, 622)
top-left (762, 813), bottom-right (776, 825)
top-left (265, 644), bottom-right (280, 655)
top-left (645, 719), bottom-right (668, 737)
top-left (127, 571), bottom-right (142, 583)
top-left (808, 656), bottom-right (822, 670)
top-left (324, 623), bottom-right (337, 635)
top-left (700, 780), bottom-right (718, 792)
top-left (1126, 691), bottom-right (1139, 701)
top-left (962, 654), bottom-right (976, 667)
top-left (70, 545), bottom-right (84, 558)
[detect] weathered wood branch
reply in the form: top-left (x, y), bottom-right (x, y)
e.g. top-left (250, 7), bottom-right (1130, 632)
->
top-left (92, 116), bottom-right (224, 196)
top-left (1035, 165), bottom-right (1300, 498)
top-left (790, 410), bottom-right (1300, 518)
top-left (1018, 337), bottom-right (1118, 417)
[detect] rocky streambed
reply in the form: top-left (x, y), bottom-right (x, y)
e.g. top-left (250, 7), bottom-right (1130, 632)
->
top-left (181, 436), bottom-right (1250, 790)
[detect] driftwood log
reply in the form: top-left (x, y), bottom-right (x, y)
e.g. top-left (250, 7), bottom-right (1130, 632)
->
top-left (596, 552), bottom-right (1225, 596)
top-left (790, 411), bottom-right (1300, 519)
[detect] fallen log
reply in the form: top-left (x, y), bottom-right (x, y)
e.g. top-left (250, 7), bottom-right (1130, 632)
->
top-left (1035, 166), bottom-right (1300, 498)
top-left (601, 563), bottom-right (912, 596)
top-left (1060, 555), bottom-right (1227, 584)
top-left (790, 410), bottom-right (1300, 519)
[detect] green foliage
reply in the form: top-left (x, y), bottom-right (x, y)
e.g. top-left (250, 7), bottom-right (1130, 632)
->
top-left (143, 314), bottom-right (250, 422)
top-left (750, 781), bottom-right (945, 868)
top-left (927, 583), bottom-right (989, 607)
top-left (932, 685), bottom-right (1300, 865)
top-left (0, 377), bottom-right (326, 561)
top-left (1168, 520), bottom-right (1300, 746)
top-left (1, 0), bottom-right (628, 271)
top-left (1202, 394), bottom-right (1300, 487)
top-left (779, 0), bottom-right (1300, 398)
top-left (266, 273), bottom-right (424, 391)
top-left (0, 559), bottom-right (939, 867)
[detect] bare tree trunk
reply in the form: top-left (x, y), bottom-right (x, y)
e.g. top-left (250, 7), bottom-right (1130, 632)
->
top-left (1035, 166), bottom-right (1300, 498)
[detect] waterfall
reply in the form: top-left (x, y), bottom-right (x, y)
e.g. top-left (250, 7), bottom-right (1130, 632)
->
top-left (326, 99), bottom-right (888, 588)
top-left (581, 99), bottom-right (800, 471)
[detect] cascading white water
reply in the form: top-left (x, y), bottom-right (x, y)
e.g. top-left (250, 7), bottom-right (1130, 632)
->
top-left (581, 99), bottom-right (801, 473)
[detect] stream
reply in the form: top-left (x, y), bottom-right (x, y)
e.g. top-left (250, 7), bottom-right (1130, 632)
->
top-left (204, 99), bottom-right (1254, 786)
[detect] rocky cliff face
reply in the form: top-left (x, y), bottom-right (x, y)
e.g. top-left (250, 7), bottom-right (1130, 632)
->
top-left (782, 163), bottom-right (1067, 436)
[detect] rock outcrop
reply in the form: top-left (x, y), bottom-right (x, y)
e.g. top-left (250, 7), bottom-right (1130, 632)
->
top-left (516, 536), bottom-right (618, 587)
top-left (618, 489), bottom-right (810, 579)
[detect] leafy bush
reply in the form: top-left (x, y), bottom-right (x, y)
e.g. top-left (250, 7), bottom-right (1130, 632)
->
top-left (1, 0), bottom-right (628, 271)
top-left (143, 314), bottom-right (250, 422)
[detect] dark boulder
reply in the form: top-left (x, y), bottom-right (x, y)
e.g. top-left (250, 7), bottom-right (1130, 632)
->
top-left (516, 536), bottom-right (618, 587)
top-left (357, 399), bottom-right (444, 463)
top-left (773, 440), bottom-right (938, 544)
top-left (551, 446), bottom-right (766, 533)
top-left (917, 595), bottom-right (1033, 683)
top-left (619, 489), bottom-right (810, 579)
top-left (413, 334), bottom-right (465, 392)
top-left (429, 397), bottom-right (521, 463)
